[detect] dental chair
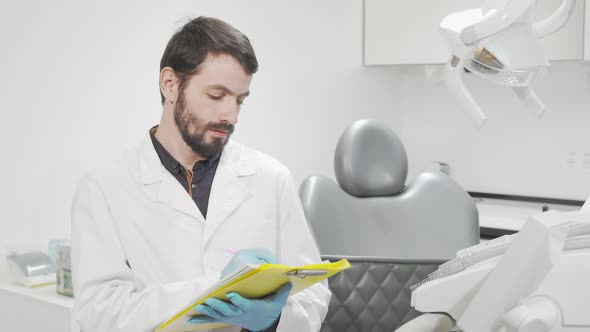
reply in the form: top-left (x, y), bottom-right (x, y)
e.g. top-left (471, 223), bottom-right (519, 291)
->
top-left (299, 119), bottom-right (479, 331)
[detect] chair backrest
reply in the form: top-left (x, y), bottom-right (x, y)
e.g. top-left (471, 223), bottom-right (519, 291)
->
top-left (299, 119), bottom-right (479, 260)
top-left (320, 255), bottom-right (444, 332)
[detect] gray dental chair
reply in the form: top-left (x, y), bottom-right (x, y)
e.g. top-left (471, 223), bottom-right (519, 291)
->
top-left (299, 119), bottom-right (479, 331)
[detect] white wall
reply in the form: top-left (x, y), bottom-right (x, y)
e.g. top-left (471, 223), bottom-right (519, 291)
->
top-left (400, 62), bottom-right (590, 201)
top-left (1, 1), bottom-right (589, 272)
top-left (586, 0), bottom-right (590, 61)
top-left (0, 0), bottom-right (404, 267)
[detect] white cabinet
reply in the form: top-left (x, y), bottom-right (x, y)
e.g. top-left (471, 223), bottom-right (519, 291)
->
top-left (0, 282), bottom-right (78, 332)
top-left (364, 0), bottom-right (473, 65)
top-left (365, 0), bottom-right (586, 65)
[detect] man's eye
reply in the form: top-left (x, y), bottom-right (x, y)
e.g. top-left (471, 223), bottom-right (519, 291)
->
top-left (208, 94), bottom-right (223, 100)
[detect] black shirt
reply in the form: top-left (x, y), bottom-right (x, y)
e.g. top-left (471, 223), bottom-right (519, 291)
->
top-left (149, 126), bottom-right (220, 219)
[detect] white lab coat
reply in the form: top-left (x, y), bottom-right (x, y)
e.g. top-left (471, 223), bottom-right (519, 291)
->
top-left (71, 135), bottom-right (331, 332)
top-left (583, 195), bottom-right (589, 211)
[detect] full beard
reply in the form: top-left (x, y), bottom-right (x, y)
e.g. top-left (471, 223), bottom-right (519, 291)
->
top-left (173, 92), bottom-right (234, 159)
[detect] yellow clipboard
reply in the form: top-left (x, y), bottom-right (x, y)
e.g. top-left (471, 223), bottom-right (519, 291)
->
top-left (155, 259), bottom-right (350, 332)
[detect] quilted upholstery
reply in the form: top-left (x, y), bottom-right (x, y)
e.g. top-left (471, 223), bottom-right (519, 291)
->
top-left (321, 256), bottom-right (445, 332)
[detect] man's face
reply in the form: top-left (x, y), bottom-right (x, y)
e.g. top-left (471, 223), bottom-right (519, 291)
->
top-left (174, 53), bottom-right (252, 159)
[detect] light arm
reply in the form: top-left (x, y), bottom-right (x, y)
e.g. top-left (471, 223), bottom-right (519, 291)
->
top-left (460, 0), bottom-right (537, 44)
top-left (444, 55), bottom-right (488, 127)
top-left (533, 0), bottom-right (576, 38)
top-left (512, 86), bottom-right (545, 118)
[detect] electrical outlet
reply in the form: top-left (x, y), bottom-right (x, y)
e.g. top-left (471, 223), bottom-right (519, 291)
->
top-left (584, 152), bottom-right (590, 169)
top-left (567, 152), bottom-right (578, 168)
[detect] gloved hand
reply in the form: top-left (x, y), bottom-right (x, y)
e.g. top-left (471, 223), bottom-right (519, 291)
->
top-left (221, 247), bottom-right (277, 279)
top-left (189, 282), bottom-right (292, 331)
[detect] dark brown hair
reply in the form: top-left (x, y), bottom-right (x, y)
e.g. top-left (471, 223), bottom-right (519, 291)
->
top-left (159, 17), bottom-right (258, 104)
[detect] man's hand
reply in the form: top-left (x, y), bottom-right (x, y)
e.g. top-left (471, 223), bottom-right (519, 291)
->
top-left (189, 282), bottom-right (292, 331)
top-left (221, 247), bottom-right (277, 279)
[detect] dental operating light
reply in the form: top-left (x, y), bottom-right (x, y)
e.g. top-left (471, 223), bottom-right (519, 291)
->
top-left (440, 0), bottom-right (577, 127)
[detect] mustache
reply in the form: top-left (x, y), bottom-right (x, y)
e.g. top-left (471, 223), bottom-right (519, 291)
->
top-left (207, 122), bottom-right (234, 134)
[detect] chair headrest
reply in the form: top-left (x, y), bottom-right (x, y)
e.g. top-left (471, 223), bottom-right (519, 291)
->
top-left (334, 119), bottom-right (408, 197)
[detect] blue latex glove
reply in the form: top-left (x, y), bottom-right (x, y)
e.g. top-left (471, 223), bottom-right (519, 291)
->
top-left (221, 247), bottom-right (277, 279)
top-left (189, 282), bottom-right (292, 331)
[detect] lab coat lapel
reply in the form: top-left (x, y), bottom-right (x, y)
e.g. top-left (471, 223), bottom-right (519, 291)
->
top-left (158, 172), bottom-right (204, 221)
top-left (139, 135), bottom-right (204, 222)
top-left (203, 142), bottom-right (255, 245)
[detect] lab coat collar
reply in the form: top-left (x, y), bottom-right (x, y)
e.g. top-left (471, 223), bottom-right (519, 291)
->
top-left (139, 133), bottom-right (164, 185)
top-left (139, 134), bottom-right (256, 224)
top-left (203, 141), bottom-right (256, 244)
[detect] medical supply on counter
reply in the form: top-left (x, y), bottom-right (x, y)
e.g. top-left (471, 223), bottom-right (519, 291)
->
top-left (55, 242), bottom-right (73, 297)
top-left (48, 239), bottom-right (69, 263)
top-left (6, 250), bottom-right (56, 287)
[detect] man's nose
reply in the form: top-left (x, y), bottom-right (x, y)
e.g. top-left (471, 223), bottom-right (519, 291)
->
top-left (220, 100), bottom-right (240, 125)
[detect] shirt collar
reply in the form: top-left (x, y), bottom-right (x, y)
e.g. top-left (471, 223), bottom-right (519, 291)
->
top-left (149, 126), bottom-right (221, 174)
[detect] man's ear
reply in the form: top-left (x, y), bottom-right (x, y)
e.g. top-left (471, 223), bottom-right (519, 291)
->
top-left (160, 67), bottom-right (179, 104)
